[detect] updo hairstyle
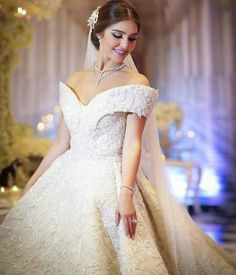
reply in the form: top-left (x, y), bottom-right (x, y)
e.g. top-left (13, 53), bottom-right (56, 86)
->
top-left (90, 0), bottom-right (141, 50)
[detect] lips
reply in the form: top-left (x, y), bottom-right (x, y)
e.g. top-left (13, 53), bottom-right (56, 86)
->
top-left (113, 49), bottom-right (127, 57)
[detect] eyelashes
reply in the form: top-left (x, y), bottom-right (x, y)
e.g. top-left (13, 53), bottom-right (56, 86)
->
top-left (112, 33), bottom-right (122, 38)
top-left (112, 33), bottom-right (137, 42)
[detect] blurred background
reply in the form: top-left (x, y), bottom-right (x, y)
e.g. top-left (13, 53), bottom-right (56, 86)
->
top-left (0, 0), bottom-right (236, 259)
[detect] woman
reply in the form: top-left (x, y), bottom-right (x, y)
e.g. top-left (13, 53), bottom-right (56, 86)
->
top-left (0, 0), bottom-right (236, 274)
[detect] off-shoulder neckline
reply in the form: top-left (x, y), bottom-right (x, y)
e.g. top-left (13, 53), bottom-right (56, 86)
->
top-left (59, 81), bottom-right (157, 108)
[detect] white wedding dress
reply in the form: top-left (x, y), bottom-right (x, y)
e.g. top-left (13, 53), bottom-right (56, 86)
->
top-left (0, 82), bottom-right (235, 275)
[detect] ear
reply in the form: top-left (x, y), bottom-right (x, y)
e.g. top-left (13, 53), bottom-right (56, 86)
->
top-left (96, 32), bottom-right (104, 40)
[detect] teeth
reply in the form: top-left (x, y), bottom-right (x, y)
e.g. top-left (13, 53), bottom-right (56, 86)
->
top-left (115, 49), bottom-right (126, 54)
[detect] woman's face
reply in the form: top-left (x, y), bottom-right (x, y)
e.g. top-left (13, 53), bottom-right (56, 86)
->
top-left (98, 20), bottom-right (139, 63)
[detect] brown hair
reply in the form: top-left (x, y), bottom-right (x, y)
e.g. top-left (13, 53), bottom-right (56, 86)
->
top-left (90, 0), bottom-right (140, 50)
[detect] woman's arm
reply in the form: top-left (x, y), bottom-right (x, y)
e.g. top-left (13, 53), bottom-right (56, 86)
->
top-left (115, 74), bottom-right (151, 239)
top-left (22, 114), bottom-right (70, 195)
top-left (121, 114), bottom-right (146, 196)
top-left (120, 74), bottom-right (150, 194)
top-left (115, 112), bottom-right (147, 239)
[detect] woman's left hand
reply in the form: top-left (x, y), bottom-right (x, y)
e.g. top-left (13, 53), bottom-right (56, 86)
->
top-left (115, 189), bottom-right (137, 239)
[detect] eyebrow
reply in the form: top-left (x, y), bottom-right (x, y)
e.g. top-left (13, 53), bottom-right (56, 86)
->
top-left (111, 29), bottom-right (139, 36)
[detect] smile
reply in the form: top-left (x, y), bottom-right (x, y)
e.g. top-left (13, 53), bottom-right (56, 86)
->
top-left (114, 49), bottom-right (127, 57)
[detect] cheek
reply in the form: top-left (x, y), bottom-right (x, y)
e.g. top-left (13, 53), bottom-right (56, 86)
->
top-left (105, 35), bottom-right (118, 46)
top-left (129, 42), bottom-right (137, 51)
top-left (110, 38), bottom-right (120, 46)
top-left (103, 40), bottom-right (117, 52)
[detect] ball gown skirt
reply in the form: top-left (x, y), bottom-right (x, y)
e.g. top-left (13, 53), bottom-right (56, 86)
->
top-left (0, 82), bottom-right (235, 274)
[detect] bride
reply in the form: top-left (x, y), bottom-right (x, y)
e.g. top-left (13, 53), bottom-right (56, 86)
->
top-left (0, 0), bottom-right (236, 274)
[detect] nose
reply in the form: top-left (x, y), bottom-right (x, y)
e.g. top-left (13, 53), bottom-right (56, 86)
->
top-left (120, 38), bottom-right (130, 50)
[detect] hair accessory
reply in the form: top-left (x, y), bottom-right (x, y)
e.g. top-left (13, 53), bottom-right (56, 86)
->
top-left (131, 218), bottom-right (138, 224)
top-left (87, 6), bottom-right (101, 30)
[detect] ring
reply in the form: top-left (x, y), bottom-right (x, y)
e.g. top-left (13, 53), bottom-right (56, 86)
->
top-left (131, 218), bottom-right (138, 224)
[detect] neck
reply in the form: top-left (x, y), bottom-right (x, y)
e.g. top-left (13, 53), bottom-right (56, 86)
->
top-left (95, 53), bottom-right (123, 71)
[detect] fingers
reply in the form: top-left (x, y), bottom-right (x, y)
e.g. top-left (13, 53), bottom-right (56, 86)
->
top-left (115, 204), bottom-right (137, 239)
top-left (122, 216), bottom-right (137, 239)
top-left (115, 208), bottom-right (121, 227)
top-left (128, 217), bottom-right (137, 239)
top-left (122, 218), bottom-right (131, 238)
top-left (116, 213), bottom-right (137, 239)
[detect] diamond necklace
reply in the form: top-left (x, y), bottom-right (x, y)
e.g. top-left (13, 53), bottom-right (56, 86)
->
top-left (92, 62), bottom-right (126, 86)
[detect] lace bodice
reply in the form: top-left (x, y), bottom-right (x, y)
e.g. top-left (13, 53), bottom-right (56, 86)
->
top-left (59, 82), bottom-right (159, 160)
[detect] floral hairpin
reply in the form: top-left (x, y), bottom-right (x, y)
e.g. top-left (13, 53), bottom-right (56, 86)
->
top-left (87, 6), bottom-right (101, 30)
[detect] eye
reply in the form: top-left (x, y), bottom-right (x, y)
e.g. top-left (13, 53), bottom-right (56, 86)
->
top-left (112, 33), bottom-right (137, 42)
top-left (112, 33), bottom-right (122, 39)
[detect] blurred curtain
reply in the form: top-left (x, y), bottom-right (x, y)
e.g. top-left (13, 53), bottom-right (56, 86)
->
top-left (146, 0), bottom-right (236, 190)
top-left (12, 7), bottom-right (87, 127)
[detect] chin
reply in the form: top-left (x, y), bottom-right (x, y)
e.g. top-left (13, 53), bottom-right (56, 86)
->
top-left (112, 50), bottom-right (129, 63)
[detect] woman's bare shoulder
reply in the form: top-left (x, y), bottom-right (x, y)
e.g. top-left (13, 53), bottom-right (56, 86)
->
top-left (66, 71), bottom-right (90, 87)
top-left (128, 71), bottom-right (150, 86)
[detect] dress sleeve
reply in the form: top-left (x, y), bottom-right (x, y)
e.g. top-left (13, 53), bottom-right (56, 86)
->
top-left (59, 81), bottom-right (77, 118)
top-left (110, 85), bottom-right (159, 118)
top-left (58, 82), bottom-right (78, 128)
top-left (59, 82), bottom-right (69, 114)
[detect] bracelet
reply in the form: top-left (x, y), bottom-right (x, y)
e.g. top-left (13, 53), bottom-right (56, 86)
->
top-left (120, 185), bottom-right (134, 194)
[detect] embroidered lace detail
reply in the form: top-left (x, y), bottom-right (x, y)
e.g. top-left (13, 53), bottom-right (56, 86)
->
top-left (58, 82), bottom-right (158, 161)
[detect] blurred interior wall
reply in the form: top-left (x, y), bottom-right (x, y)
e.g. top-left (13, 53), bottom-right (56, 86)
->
top-left (12, 7), bottom-right (87, 126)
top-left (146, 0), bottom-right (236, 190)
